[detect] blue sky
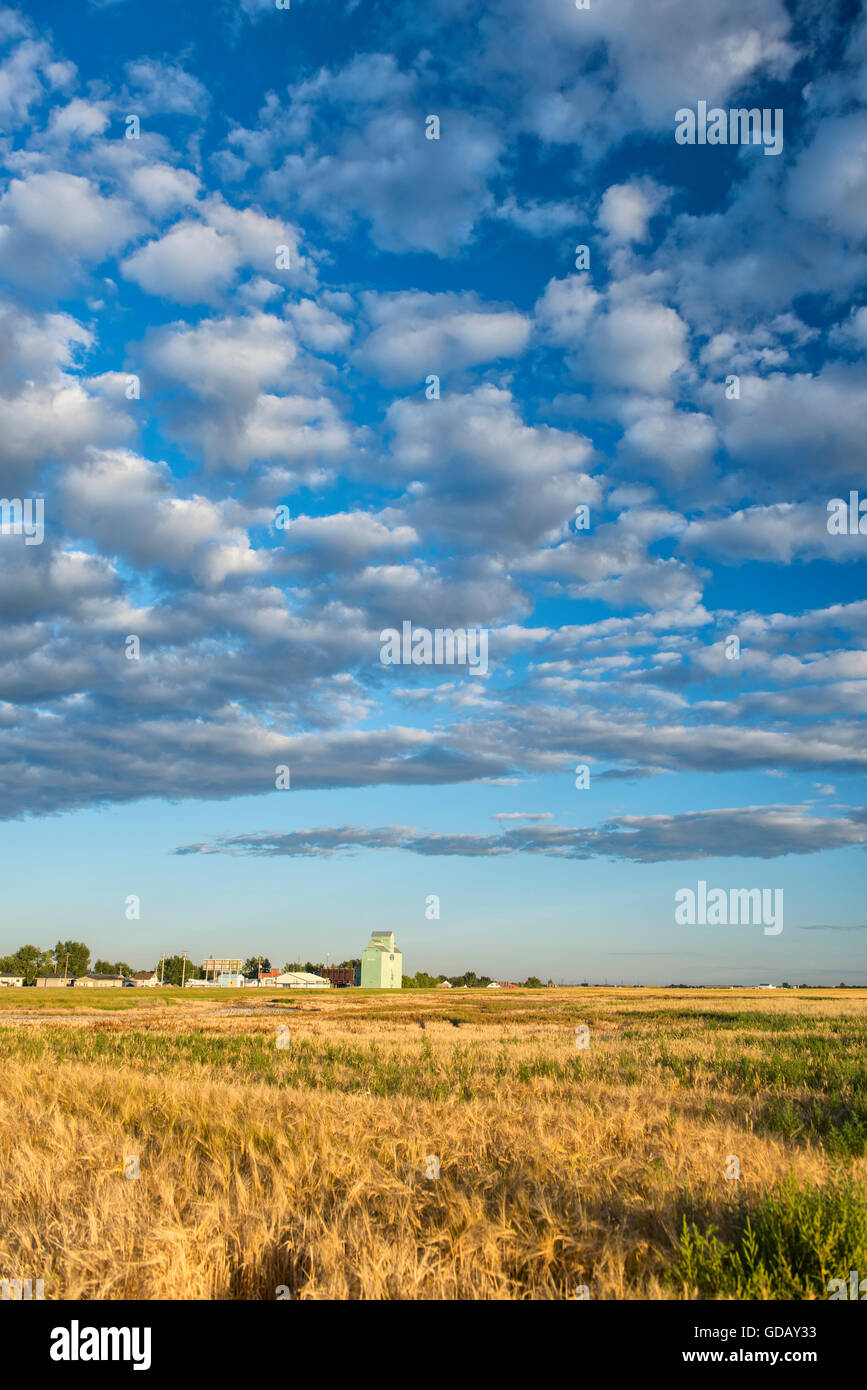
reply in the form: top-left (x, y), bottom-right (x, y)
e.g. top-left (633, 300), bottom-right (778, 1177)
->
top-left (1, 0), bottom-right (866, 983)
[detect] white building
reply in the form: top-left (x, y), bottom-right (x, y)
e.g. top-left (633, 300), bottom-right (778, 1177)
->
top-left (0, 974), bottom-right (24, 987)
top-left (273, 971), bottom-right (331, 989)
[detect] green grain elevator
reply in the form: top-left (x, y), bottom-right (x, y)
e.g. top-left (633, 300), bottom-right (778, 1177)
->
top-left (360, 930), bottom-right (403, 988)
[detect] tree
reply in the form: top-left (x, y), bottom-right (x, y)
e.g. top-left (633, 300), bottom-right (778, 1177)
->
top-left (445, 970), bottom-right (492, 989)
top-left (402, 971), bottom-right (443, 989)
top-left (159, 955), bottom-right (200, 986)
top-left (522, 976), bottom-right (544, 989)
top-left (0, 945), bottom-right (53, 985)
top-left (243, 956), bottom-right (271, 979)
top-left (52, 941), bottom-right (90, 978)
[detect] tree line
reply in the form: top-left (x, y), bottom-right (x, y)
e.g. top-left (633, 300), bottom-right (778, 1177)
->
top-left (1, 943), bottom-right (551, 989)
top-left (403, 971), bottom-right (547, 989)
top-left (0, 942), bottom-right (202, 986)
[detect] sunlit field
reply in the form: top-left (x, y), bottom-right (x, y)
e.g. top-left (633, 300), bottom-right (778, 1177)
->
top-left (0, 987), bottom-right (864, 1300)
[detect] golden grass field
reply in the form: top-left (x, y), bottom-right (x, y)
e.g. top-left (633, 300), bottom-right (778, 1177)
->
top-left (0, 986), bottom-right (864, 1300)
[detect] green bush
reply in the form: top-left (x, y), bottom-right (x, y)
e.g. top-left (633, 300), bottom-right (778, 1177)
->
top-left (675, 1175), bottom-right (867, 1299)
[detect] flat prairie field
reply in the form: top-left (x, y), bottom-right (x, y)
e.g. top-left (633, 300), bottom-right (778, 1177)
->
top-left (0, 987), bottom-right (864, 1301)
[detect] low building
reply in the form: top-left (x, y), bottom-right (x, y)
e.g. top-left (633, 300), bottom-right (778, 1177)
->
top-left (216, 972), bottom-right (245, 987)
top-left (360, 931), bottom-right (402, 989)
top-left (0, 974), bottom-right (24, 987)
top-left (35, 975), bottom-right (71, 988)
top-left (273, 971), bottom-right (331, 989)
top-left (436, 980), bottom-right (452, 989)
top-left (125, 970), bottom-right (159, 987)
top-left (73, 973), bottom-right (125, 989)
top-left (486, 981), bottom-right (501, 989)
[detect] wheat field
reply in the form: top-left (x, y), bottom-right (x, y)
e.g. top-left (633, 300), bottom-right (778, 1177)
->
top-left (0, 987), bottom-right (864, 1300)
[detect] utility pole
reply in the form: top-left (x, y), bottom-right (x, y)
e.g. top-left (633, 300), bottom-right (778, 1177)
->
top-left (181, 951), bottom-right (188, 989)
top-left (160, 952), bottom-right (166, 985)
top-left (63, 951), bottom-right (69, 986)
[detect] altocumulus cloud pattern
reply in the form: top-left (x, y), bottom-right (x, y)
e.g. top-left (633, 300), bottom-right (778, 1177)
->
top-left (1, 0), bottom-right (866, 980)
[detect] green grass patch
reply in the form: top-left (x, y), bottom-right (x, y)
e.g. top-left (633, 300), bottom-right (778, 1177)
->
top-left (675, 1175), bottom-right (867, 1299)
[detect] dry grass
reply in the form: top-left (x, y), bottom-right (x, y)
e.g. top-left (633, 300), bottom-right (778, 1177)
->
top-left (0, 987), bottom-right (864, 1300)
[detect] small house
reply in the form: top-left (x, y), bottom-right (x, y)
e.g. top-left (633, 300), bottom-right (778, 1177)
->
top-left (127, 970), bottom-right (159, 987)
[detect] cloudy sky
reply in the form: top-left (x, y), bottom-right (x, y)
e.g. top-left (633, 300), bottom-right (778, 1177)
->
top-left (1, 0), bottom-right (865, 983)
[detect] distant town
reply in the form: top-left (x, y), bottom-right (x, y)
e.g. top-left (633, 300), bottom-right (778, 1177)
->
top-left (0, 933), bottom-right (856, 991)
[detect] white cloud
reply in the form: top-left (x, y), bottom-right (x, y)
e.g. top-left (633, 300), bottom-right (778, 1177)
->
top-left (713, 364), bottom-right (867, 485)
top-left (0, 172), bottom-right (140, 273)
top-left (597, 179), bottom-right (669, 243)
top-left (619, 399), bottom-right (717, 480)
top-left (121, 200), bottom-right (312, 303)
top-left (385, 385), bottom-right (599, 551)
top-left (355, 291), bottom-right (531, 384)
top-left (494, 196), bottom-right (577, 237)
top-left (125, 163), bottom-right (201, 216)
top-left (286, 298), bottom-right (353, 353)
top-left (62, 448), bottom-right (263, 586)
top-left (46, 96), bottom-right (110, 140)
top-left (786, 112), bottom-right (867, 242)
top-left (124, 58), bottom-right (210, 117)
top-left (227, 53), bottom-right (503, 255)
top-left (122, 220), bottom-right (239, 302)
top-left (538, 277), bottom-right (690, 394)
